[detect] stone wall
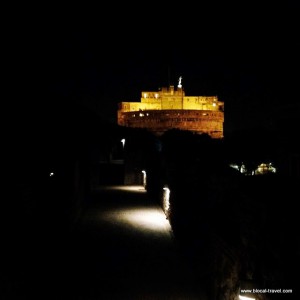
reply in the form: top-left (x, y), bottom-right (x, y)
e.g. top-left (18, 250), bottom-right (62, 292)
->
top-left (118, 109), bottom-right (224, 138)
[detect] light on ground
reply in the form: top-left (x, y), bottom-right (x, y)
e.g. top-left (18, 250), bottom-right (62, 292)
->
top-left (239, 295), bottom-right (255, 300)
top-left (99, 207), bottom-right (172, 232)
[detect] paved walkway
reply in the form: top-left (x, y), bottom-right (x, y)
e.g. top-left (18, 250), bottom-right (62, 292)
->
top-left (2, 185), bottom-right (208, 299)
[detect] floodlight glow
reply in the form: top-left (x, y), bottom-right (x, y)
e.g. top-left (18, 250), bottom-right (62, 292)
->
top-left (94, 185), bottom-right (173, 238)
top-left (99, 207), bottom-right (172, 232)
top-left (121, 139), bottom-right (125, 148)
top-left (100, 185), bottom-right (146, 193)
top-left (162, 187), bottom-right (170, 218)
top-left (229, 164), bottom-right (239, 171)
top-left (142, 170), bottom-right (147, 188)
top-left (239, 295), bottom-right (256, 300)
top-left (240, 164), bottom-right (246, 174)
top-left (255, 162), bottom-right (277, 175)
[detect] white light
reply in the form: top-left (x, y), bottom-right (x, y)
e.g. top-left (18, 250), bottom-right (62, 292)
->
top-left (142, 170), bottom-right (147, 188)
top-left (49, 172), bottom-right (54, 177)
top-left (162, 187), bottom-right (170, 217)
top-left (240, 164), bottom-right (246, 173)
top-left (97, 185), bottom-right (146, 193)
top-left (177, 76), bottom-right (182, 88)
top-left (229, 164), bottom-right (239, 171)
top-left (239, 295), bottom-right (256, 300)
top-left (121, 139), bottom-right (125, 148)
top-left (99, 207), bottom-right (172, 232)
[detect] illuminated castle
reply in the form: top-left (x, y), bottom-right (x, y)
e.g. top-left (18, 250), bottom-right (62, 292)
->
top-left (117, 77), bottom-right (224, 138)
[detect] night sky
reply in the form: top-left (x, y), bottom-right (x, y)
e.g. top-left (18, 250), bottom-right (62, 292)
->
top-left (9, 3), bottom-right (300, 135)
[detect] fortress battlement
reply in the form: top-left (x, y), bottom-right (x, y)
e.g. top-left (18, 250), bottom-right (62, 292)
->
top-left (117, 81), bottom-right (224, 138)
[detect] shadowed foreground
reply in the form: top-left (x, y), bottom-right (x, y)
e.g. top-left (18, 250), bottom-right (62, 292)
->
top-left (3, 185), bottom-right (207, 299)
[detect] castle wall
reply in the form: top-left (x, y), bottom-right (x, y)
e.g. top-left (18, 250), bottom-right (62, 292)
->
top-left (118, 110), bottom-right (224, 138)
top-left (118, 102), bottom-right (161, 112)
top-left (119, 96), bottom-right (223, 113)
top-left (117, 86), bottom-right (224, 139)
top-left (183, 96), bottom-right (223, 111)
top-left (161, 98), bottom-right (183, 110)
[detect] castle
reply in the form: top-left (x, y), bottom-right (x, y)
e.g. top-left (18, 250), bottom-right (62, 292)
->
top-left (117, 78), bottom-right (224, 138)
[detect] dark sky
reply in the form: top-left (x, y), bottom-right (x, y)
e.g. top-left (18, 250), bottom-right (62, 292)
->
top-left (10, 3), bottom-right (300, 135)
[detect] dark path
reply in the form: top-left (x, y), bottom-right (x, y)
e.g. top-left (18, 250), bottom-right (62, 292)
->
top-left (2, 185), bottom-right (207, 299)
top-left (61, 185), bottom-right (206, 299)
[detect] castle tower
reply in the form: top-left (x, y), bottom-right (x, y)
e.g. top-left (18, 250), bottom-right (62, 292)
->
top-left (117, 79), bottom-right (224, 138)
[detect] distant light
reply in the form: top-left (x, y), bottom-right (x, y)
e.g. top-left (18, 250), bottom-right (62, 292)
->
top-left (255, 162), bottom-right (276, 175)
top-left (240, 164), bottom-right (247, 174)
top-left (229, 164), bottom-right (240, 171)
top-left (142, 170), bottom-right (147, 188)
top-left (49, 172), bottom-right (54, 177)
top-left (155, 93), bottom-right (159, 99)
top-left (213, 103), bottom-right (216, 107)
top-left (121, 139), bottom-right (125, 148)
top-left (162, 187), bottom-right (171, 218)
top-left (144, 93), bottom-right (148, 98)
top-left (239, 296), bottom-right (256, 300)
